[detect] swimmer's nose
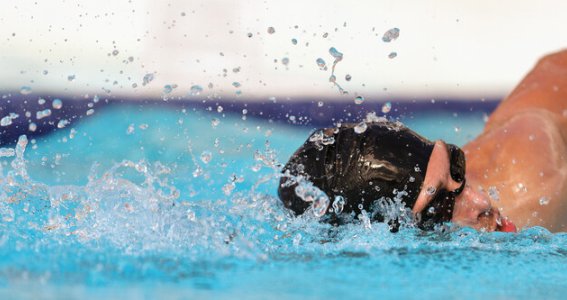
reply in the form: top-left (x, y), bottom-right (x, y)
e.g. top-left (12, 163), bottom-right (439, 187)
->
top-left (451, 185), bottom-right (495, 230)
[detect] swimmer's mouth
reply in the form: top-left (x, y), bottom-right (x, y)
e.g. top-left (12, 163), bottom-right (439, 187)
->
top-left (495, 215), bottom-right (517, 233)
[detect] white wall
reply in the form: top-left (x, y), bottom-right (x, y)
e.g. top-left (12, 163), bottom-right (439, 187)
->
top-left (1, 0), bottom-right (566, 101)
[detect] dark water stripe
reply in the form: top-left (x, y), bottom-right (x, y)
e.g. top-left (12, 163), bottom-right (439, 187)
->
top-left (0, 93), bottom-right (500, 146)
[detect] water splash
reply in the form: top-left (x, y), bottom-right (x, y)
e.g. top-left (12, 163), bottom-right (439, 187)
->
top-left (308, 129), bottom-right (335, 150)
top-left (294, 180), bottom-right (330, 217)
top-left (354, 121), bottom-right (368, 134)
top-left (327, 47), bottom-right (348, 94)
top-left (332, 196), bottom-right (345, 215)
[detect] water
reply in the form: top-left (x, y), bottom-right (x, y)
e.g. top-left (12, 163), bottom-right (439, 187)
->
top-left (382, 28), bottom-right (400, 43)
top-left (1, 103), bottom-right (566, 299)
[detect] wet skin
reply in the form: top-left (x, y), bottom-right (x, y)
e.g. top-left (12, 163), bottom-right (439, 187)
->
top-left (463, 49), bottom-right (567, 232)
top-left (412, 141), bottom-right (514, 232)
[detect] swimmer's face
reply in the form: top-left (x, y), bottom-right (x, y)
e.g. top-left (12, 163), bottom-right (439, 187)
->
top-left (413, 141), bottom-right (514, 232)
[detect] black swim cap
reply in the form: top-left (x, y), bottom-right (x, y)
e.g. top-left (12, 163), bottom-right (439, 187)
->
top-left (278, 120), bottom-right (466, 230)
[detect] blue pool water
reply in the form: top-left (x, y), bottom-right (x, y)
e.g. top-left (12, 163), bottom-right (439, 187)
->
top-left (1, 103), bottom-right (566, 299)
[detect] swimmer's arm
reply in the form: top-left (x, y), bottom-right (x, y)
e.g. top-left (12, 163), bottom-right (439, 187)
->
top-left (486, 49), bottom-right (567, 132)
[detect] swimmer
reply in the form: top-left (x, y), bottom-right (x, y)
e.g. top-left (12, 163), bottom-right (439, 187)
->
top-left (279, 49), bottom-right (567, 232)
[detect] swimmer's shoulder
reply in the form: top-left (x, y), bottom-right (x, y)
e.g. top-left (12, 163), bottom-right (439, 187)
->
top-left (471, 109), bottom-right (566, 166)
top-left (466, 109), bottom-right (567, 231)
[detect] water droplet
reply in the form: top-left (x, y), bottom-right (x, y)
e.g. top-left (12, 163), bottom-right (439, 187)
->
top-left (381, 102), bottom-right (392, 113)
top-left (126, 124), bottom-right (135, 135)
top-left (142, 73), bottom-right (154, 86)
top-left (354, 96), bottom-right (365, 105)
top-left (190, 85), bottom-right (203, 96)
top-left (329, 47), bottom-right (343, 60)
top-left (186, 209), bottom-right (196, 221)
top-left (322, 32), bottom-right (329, 38)
top-left (217, 105), bottom-right (223, 113)
top-left (0, 116), bottom-right (13, 127)
top-left (38, 98), bottom-right (46, 105)
top-left (247, 32), bottom-right (253, 38)
top-left (232, 82), bottom-right (241, 88)
top-left (382, 28), bottom-right (400, 42)
top-left (409, 176), bottom-right (415, 183)
top-left (42, 70), bottom-right (48, 75)
top-left (0, 148), bottom-right (15, 157)
top-left (539, 196), bottom-right (550, 206)
top-left (36, 109), bottom-right (52, 120)
top-left (281, 57), bottom-right (290, 66)
top-left (329, 75), bottom-right (336, 83)
top-left (488, 186), bottom-right (500, 201)
top-left (28, 122), bottom-right (37, 132)
top-left (57, 119), bottom-right (69, 128)
top-left (222, 183), bottom-right (235, 195)
top-left (317, 101), bottom-right (324, 107)
top-left (291, 38), bottom-right (298, 45)
top-left (515, 182), bottom-right (527, 194)
top-left (354, 121), bottom-right (367, 134)
top-left (345, 74), bottom-right (352, 81)
top-left (200, 151), bottom-right (213, 164)
top-left (332, 196), bottom-right (345, 215)
top-left (163, 84), bottom-right (174, 94)
top-left (427, 207), bottom-right (436, 214)
top-left (388, 52), bottom-right (397, 59)
top-left (67, 75), bottom-right (76, 82)
top-left (426, 186), bottom-right (437, 195)
top-left (312, 194), bottom-right (330, 217)
top-left (267, 27), bottom-right (275, 34)
top-left (86, 109), bottom-right (95, 116)
top-left (52, 99), bottom-right (63, 109)
top-left (211, 118), bottom-right (220, 128)
top-left (112, 50), bottom-right (119, 56)
top-left (138, 124), bottom-right (149, 130)
top-left (20, 86), bottom-right (32, 95)
top-left (316, 58), bottom-right (326, 70)
top-left (192, 166), bottom-right (203, 178)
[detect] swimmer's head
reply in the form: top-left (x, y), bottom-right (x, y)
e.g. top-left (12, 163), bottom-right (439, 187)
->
top-left (278, 121), bottom-right (466, 230)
